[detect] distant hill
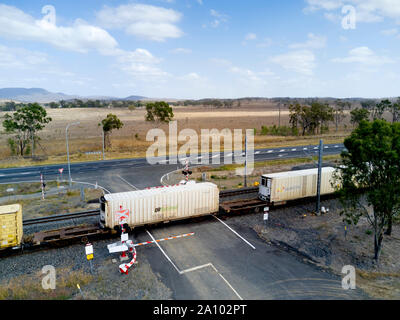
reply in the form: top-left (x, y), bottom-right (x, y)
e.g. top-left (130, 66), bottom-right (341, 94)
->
top-left (0, 88), bottom-right (79, 103)
top-left (124, 95), bottom-right (148, 101)
top-left (0, 88), bottom-right (148, 103)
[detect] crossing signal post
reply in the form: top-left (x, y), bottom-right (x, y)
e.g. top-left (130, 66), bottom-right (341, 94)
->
top-left (40, 174), bottom-right (46, 200)
top-left (182, 160), bottom-right (192, 182)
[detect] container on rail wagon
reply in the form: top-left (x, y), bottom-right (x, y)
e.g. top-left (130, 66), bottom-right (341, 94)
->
top-left (0, 204), bottom-right (23, 249)
top-left (259, 167), bottom-right (338, 203)
top-left (100, 182), bottom-right (220, 229)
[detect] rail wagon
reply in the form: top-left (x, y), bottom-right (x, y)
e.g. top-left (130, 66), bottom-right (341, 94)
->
top-left (100, 182), bottom-right (220, 230)
top-left (0, 204), bottom-right (23, 249)
top-left (259, 167), bottom-right (338, 204)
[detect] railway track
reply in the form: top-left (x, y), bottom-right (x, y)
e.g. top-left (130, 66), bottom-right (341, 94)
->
top-left (23, 210), bottom-right (100, 226)
top-left (219, 187), bottom-right (258, 198)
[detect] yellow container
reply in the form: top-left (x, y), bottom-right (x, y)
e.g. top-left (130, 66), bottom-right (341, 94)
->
top-left (0, 204), bottom-right (23, 249)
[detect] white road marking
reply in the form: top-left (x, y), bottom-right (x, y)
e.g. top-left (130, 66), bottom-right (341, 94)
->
top-left (314, 147), bottom-right (318, 150)
top-left (212, 154), bottom-right (220, 159)
top-left (209, 264), bottom-right (243, 300)
top-left (146, 229), bottom-right (182, 274)
top-left (117, 175), bottom-right (139, 191)
top-left (267, 150), bottom-right (273, 153)
top-left (146, 229), bottom-right (243, 300)
top-left (291, 149), bottom-right (297, 151)
top-left (255, 151), bottom-right (261, 155)
top-left (180, 263), bottom-right (213, 274)
top-left (71, 180), bottom-right (111, 194)
top-left (226, 153), bottom-right (233, 158)
top-left (279, 149), bottom-right (285, 152)
top-left (303, 148), bottom-right (308, 150)
top-left (335, 145), bottom-right (339, 148)
top-left (213, 216), bottom-right (256, 250)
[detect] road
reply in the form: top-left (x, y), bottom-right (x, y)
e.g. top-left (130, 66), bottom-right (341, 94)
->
top-left (0, 143), bottom-right (346, 191)
top-left (0, 142), bottom-right (367, 300)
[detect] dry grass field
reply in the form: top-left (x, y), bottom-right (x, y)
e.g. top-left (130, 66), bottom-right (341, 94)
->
top-left (0, 101), bottom-right (353, 167)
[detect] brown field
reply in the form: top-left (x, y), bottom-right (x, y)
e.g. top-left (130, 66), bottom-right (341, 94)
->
top-left (0, 101), bottom-right (354, 167)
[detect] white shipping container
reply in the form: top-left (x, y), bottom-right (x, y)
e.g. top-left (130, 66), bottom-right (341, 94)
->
top-left (102, 182), bottom-right (219, 229)
top-left (259, 167), bottom-right (338, 203)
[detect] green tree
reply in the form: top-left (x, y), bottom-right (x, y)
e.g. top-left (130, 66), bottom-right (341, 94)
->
top-left (389, 98), bottom-right (400, 123)
top-left (334, 120), bottom-right (400, 261)
top-left (333, 100), bottom-right (349, 132)
top-left (371, 99), bottom-right (390, 120)
top-left (145, 101), bottom-right (174, 124)
top-left (350, 108), bottom-right (370, 127)
top-left (99, 114), bottom-right (124, 150)
top-left (2, 103), bottom-right (52, 157)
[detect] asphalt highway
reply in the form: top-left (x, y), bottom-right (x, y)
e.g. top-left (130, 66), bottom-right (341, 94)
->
top-left (0, 143), bottom-right (346, 189)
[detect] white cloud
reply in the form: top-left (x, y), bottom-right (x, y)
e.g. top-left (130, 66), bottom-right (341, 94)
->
top-left (332, 46), bottom-right (395, 66)
top-left (304, 0), bottom-right (400, 23)
top-left (245, 33), bottom-right (257, 41)
top-left (116, 48), bottom-right (169, 80)
top-left (0, 4), bottom-right (118, 54)
top-left (96, 4), bottom-right (183, 42)
top-left (210, 9), bottom-right (229, 28)
top-left (381, 28), bottom-right (398, 36)
top-left (211, 58), bottom-right (274, 85)
top-left (170, 48), bottom-right (192, 54)
top-left (270, 50), bottom-right (316, 76)
top-left (0, 45), bottom-right (47, 69)
top-left (289, 33), bottom-right (327, 49)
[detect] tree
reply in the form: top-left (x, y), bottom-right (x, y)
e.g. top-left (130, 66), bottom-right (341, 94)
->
top-left (371, 99), bottom-right (390, 120)
top-left (289, 102), bottom-right (333, 136)
top-left (2, 103), bottom-right (52, 157)
top-left (350, 108), bottom-right (370, 127)
top-left (99, 114), bottom-right (124, 150)
top-left (334, 120), bottom-right (400, 261)
top-left (389, 98), bottom-right (400, 123)
top-left (145, 101), bottom-right (174, 124)
top-left (333, 100), bottom-right (349, 132)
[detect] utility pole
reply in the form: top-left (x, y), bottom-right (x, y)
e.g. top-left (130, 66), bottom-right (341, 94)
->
top-left (66, 122), bottom-right (80, 187)
top-left (316, 139), bottom-right (323, 215)
top-left (244, 134), bottom-right (248, 187)
top-left (102, 129), bottom-right (105, 160)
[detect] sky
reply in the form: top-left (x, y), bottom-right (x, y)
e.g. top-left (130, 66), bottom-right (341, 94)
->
top-left (0, 0), bottom-right (399, 99)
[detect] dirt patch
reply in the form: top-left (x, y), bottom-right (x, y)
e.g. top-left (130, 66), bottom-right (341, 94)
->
top-left (0, 183), bottom-right (103, 219)
top-left (253, 199), bottom-right (400, 299)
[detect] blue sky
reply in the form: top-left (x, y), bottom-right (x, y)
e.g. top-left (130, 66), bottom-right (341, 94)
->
top-left (0, 0), bottom-right (399, 99)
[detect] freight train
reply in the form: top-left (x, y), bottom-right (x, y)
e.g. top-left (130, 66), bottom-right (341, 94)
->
top-left (100, 166), bottom-right (338, 231)
top-left (1, 167), bottom-right (338, 250)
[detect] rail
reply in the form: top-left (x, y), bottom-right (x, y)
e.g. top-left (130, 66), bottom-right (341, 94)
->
top-left (23, 210), bottom-right (100, 226)
top-left (219, 187), bottom-right (258, 198)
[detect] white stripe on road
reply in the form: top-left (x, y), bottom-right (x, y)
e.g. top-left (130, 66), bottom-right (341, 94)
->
top-left (267, 150), bottom-right (273, 153)
top-left (146, 229), bottom-right (182, 273)
top-left (213, 216), bottom-right (256, 250)
top-left (291, 149), bottom-right (297, 151)
top-left (118, 175), bottom-right (139, 190)
top-left (279, 149), bottom-right (285, 152)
